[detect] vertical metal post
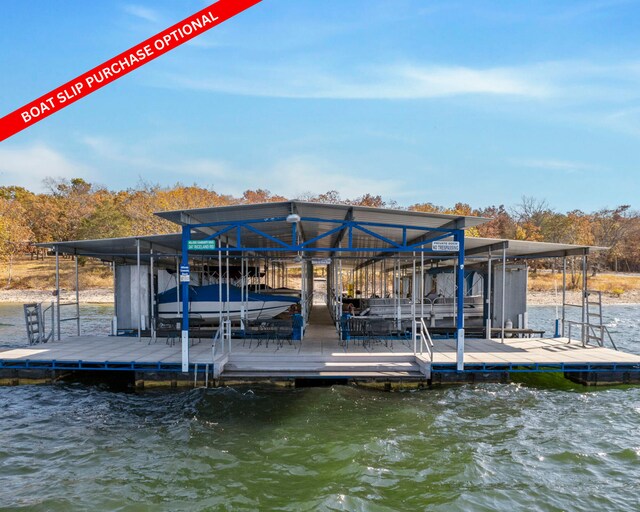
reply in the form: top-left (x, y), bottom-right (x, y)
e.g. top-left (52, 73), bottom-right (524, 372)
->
top-left (302, 261), bottom-right (307, 328)
top-left (241, 256), bottom-right (246, 326)
top-left (175, 257), bottom-right (180, 317)
top-left (412, 252), bottom-right (417, 354)
top-left (150, 247), bottom-right (155, 339)
top-left (246, 257), bottom-right (250, 318)
top-left (420, 251), bottom-right (424, 319)
top-left (180, 226), bottom-right (190, 373)
top-left (455, 231), bottom-right (465, 371)
top-left (55, 246), bottom-right (60, 341)
top-left (112, 260), bottom-right (117, 336)
top-left (562, 256), bottom-right (567, 337)
top-left (382, 258), bottom-right (386, 297)
top-left (372, 261), bottom-right (376, 298)
top-left (501, 248), bottom-right (506, 343)
top-left (394, 258), bottom-right (400, 331)
top-left (338, 257), bottom-right (343, 320)
top-left (365, 265), bottom-right (369, 298)
top-left (219, 245), bottom-right (223, 329)
top-left (75, 252), bottom-right (80, 336)
top-left (486, 249), bottom-right (492, 340)
top-left (581, 253), bottom-right (587, 344)
top-left (136, 238), bottom-right (141, 340)
top-left (226, 241), bottom-right (230, 352)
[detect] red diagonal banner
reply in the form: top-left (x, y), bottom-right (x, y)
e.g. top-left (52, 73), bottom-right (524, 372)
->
top-left (0, 0), bottom-right (262, 142)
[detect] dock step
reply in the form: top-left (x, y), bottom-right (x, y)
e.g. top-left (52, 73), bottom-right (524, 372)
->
top-left (224, 362), bottom-right (421, 373)
top-left (221, 354), bottom-right (430, 379)
top-left (221, 370), bottom-right (426, 379)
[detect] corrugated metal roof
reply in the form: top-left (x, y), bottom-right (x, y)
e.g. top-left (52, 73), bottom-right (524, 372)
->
top-left (38, 233), bottom-right (600, 265)
top-left (149, 201), bottom-right (490, 260)
top-left (156, 201), bottom-right (489, 230)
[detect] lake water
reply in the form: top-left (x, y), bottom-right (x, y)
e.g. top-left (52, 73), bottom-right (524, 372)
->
top-left (1, 304), bottom-right (639, 511)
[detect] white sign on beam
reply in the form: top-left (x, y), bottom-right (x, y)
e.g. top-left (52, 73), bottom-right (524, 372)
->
top-left (432, 241), bottom-right (460, 252)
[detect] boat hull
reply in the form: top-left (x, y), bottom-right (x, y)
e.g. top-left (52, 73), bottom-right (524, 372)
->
top-left (158, 300), bottom-right (295, 321)
top-left (156, 284), bottom-right (298, 321)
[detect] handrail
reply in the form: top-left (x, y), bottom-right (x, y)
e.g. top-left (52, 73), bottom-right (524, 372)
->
top-left (58, 301), bottom-right (80, 324)
top-left (413, 317), bottom-right (433, 361)
top-left (42, 302), bottom-right (55, 342)
top-left (212, 319), bottom-right (232, 360)
top-left (565, 320), bottom-right (618, 351)
top-left (602, 325), bottom-right (618, 351)
top-left (211, 326), bottom-right (222, 359)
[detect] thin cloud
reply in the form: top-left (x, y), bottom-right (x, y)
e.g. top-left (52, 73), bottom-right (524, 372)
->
top-left (0, 143), bottom-right (95, 191)
top-left (152, 57), bottom-right (640, 105)
top-left (514, 158), bottom-right (603, 174)
top-left (79, 135), bottom-right (405, 198)
top-left (163, 62), bottom-right (552, 100)
top-left (122, 4), bottom-right (160, 24)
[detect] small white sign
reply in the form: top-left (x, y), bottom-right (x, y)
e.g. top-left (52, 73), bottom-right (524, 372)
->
top-left (311, 258), bottom-right (332, 265)
top-left (179, 274), bottom-right (190, 283)
top-left (432, 241), bottom-right (460, 252)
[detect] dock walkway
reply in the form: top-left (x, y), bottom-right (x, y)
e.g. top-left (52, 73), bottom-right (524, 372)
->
top-left (1, 306), bottom-right (639, 381)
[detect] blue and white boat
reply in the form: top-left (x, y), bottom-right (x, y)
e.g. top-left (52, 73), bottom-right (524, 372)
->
top-left (157, 284), bottom-right (299, 321)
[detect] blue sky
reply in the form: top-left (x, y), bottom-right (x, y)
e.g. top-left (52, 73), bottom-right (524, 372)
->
top-left (1, 0), bottom-right (640, 211)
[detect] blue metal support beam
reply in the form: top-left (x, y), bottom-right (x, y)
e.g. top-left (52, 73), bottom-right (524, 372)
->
top-left (455, 229), bottom-right (465, 371)
top-left (243, 224), bottom-right (292, 248)
top-left (180, 225), bottom-right (190, 373)
top-left (299, 224), bottom-right (344, 248)
top-left (203, 224), bottom-right (235, 241)
top-left (2, 357), bottom-right (639, 375)
top-left (186, 217), bottom-right (465, 254)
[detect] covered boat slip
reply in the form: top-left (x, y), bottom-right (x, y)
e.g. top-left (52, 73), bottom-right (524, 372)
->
top-left (26, 201), bottom-right (634, 380)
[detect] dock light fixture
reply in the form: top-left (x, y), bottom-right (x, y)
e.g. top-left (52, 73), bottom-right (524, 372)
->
top-left (286, 213), bottom-right (301, 223)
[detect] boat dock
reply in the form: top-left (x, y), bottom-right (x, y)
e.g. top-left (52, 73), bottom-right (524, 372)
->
top-left (3, 305), bottom-right (640, 387)
top-left (4, 201), bottom-right (639, 388)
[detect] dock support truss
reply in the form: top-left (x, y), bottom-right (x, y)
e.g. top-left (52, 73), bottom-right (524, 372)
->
top-left (178, 216), bottom-right (467, 374)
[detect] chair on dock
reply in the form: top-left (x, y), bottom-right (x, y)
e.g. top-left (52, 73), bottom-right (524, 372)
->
top-left (273, 320), bottom-right (295, 350)
top-left (368, 318), bottom-right (394, 349)
top-left (243, 320), bottom-right (273, 349)
top-left (341, 316), bottom-right (370, 351)
top-left (152, 317), bottom-right (180, 346)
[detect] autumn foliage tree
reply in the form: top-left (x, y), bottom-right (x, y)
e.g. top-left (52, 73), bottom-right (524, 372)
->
top-left (1, 180), bottom-right (638, 272)
top-left (0, 197), bottom-right (34, 287)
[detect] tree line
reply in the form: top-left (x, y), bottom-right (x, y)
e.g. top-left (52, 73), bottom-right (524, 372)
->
top-left (1, 178), bottom-right (638, 278)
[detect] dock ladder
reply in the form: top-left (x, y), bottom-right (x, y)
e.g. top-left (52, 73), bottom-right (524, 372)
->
top-left (586, 290), bottom-right (617, 350)
top-left (23, 302), bottom-right (54, 345)
top-left (566, 290), bottom-right (617, 350)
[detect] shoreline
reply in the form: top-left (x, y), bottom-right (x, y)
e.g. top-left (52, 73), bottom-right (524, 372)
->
top-left (1, 288), bottom-right (639, 307)
top-left (527, 290), bottom-right (640, 307)
top-left (0, 288), bottom-right (114, 304)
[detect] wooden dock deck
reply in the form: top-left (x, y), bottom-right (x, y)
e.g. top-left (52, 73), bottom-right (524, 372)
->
top-left (2, 310), bottom-right (639, 381)
top-left (2, 334), bottom-right (639, 366)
